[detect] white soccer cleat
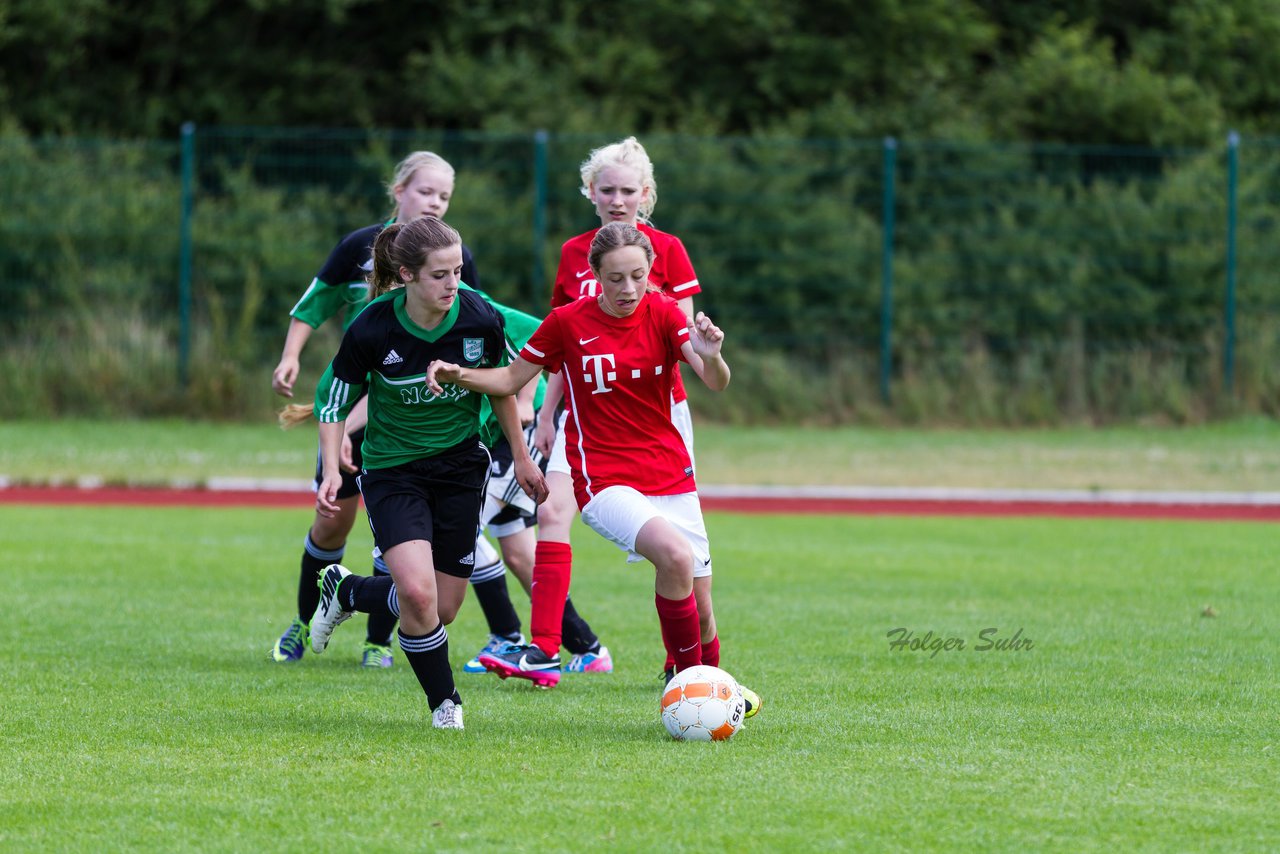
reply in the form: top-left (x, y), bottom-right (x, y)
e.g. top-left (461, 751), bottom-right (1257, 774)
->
top-left (431, 698), bottom-right (464, 730)
top-left (309, 563), bottom-right (353, 653)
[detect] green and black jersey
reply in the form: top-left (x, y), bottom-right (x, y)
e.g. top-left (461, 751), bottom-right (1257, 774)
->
top-left (315, 288), bottom-right (514, 469)
top-left (290, 222), bottom-right (481, 331)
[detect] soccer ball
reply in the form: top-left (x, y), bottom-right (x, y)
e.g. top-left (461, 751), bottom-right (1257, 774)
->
top-left (660, 665), bottom-right (746, 741)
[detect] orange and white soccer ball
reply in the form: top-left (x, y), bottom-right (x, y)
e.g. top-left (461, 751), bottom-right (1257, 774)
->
top-left (661, 665), bottom-right (746, 741)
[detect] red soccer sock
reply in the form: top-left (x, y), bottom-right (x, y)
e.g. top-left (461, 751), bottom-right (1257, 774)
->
top-left (530, 541), bottom-right (572, 657)
top-left (655, 591), bottom-right (702, 672)
top-left (701, 634), bottom-right (720, 667)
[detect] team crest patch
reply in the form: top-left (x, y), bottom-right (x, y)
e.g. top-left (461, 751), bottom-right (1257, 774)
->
top-left (463, 338), bottom-right (484, 363)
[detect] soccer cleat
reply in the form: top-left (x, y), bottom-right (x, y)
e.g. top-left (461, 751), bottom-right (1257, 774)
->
top-left (565, 645), bottom-right (613, 674)
top-left (270, 618), bottom-right (309, 663)
top-left (478, 643), bottom-right (561, 688)
top-left (360, 642), bottom-right (394, 669)
top-left (660, 667), bottom-right (675, 687)
top-left (431, 698), bottom-right (464, 730)
top-left (739, 684), bottom-right (761, 719)
top-left (463, 633), bottom-right (525, 674)
top-left (310, 563), bottom-right (353, 653)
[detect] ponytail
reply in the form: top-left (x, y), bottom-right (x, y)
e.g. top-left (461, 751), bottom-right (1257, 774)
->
top-left (277, 403), bottom-right (315, 429)
top-left (368, 223), bottom-right (405, 299)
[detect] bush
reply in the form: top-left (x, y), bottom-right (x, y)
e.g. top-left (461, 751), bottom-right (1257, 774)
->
top-left (4, 127), bottom-right (1279, 425)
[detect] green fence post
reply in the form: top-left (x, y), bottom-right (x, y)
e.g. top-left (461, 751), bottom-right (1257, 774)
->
top-left (880, 137), bottom-right (897, 405)
top-left (1224, 130), bottom-right (1239, 397)
top-left (532, 129), bottom-right (549, 308)
top-left (178, 121), bottom-right (196, 388)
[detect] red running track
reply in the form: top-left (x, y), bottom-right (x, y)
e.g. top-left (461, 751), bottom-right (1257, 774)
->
top-left (2, 485), bottom-right (1278, 522)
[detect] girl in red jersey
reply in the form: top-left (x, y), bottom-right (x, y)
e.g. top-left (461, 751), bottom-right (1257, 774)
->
top-left (532, 137), bottom-right (709, 681)
top-left (424, 223), bottom-right (759, 716)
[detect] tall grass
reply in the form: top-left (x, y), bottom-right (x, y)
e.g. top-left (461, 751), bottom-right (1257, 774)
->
top-left (687, 334), bottom-right (1252, 426)
top-left (5, 129), bottom-right (1280, 424)
top-left (0, 327), bottom-right (1269, 425)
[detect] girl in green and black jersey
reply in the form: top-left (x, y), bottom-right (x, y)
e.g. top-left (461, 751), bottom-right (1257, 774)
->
top-left (307, 216), bottom-right (547, 729)
top-left (268, 151), bottom-right (528, 670)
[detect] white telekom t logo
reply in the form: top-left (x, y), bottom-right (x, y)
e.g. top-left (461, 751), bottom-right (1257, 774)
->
top-left (581, 353), bottom-right (617, 394)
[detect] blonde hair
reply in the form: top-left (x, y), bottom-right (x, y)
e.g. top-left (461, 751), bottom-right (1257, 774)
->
top-left (579, 137), bottom-right (657, 222)
top-left (588, 221), bottom-right (655, 274)
top-left (278, 403), bottom-right (314, 429)
top-left (387, 151), bottom-right (455, 219)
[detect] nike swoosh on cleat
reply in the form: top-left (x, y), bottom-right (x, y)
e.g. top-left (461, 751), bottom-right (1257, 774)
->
top-left (578, 336), bottom-right (600, 345)
top-left (519, 654), bottom-right (557, 671)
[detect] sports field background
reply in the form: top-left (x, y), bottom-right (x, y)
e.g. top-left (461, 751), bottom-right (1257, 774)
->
top-left (2, 502), bottom-right (1275, 851)
top-left (2, 420), bottom-right (1277, 850)
top-left (3, 418), bottom-right (1279, 491)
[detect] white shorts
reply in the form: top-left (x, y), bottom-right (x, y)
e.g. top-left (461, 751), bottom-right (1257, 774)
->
top-left (547, 397), bottom-right (696, 477)
top-left (547, 409), bottom-right (572, 477)
top-left (580, 486), bottom-right (712, 577)
top-left (486, 423), bottom-right (541, 516)
top-left (482, 493), bottom-right (535, 540)
top-left (670, 398), bottom-right (695, 470)
top-left (472, 533), bottom-right (501, 576)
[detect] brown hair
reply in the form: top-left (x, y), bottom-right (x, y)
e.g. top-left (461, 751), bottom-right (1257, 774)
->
top-left (368, 215), bottom-right (462, 298)
top-left (588, 221), bottom-right (655, 273)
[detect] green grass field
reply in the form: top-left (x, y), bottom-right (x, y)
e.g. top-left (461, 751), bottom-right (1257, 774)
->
top-left (2, 417), bottom-right (1279, 490)
top-left (2, 503), bottom-right (1276, 851)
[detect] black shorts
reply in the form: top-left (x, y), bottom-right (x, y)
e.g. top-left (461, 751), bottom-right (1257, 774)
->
top-left (357, 438), bottom-right (491, 579)
top-left (312, 427), bottom-right (365, 500)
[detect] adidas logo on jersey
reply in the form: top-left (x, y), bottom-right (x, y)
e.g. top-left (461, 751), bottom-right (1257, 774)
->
top-left (383, 350), bottom-right (404, 365)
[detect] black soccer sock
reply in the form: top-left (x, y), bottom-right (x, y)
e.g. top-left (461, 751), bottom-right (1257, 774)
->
top-left (298, 534), bottom-right (345, 623)
top-left (364, 565), bottom-right (398, 646)
top-left (469, 559), bottom-right (522, 639)
top-left (399, 625), bottom-right (455, 711)
top-left (337, 572), bottom-right (396, 614)
top-left (561, 595), bottom-right (601, 656)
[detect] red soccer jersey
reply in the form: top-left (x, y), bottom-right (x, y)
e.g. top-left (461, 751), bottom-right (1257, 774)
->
top-left (552, 222), bottom-right (701, 403)
top-left (522, 291), bottom-right (696, 508)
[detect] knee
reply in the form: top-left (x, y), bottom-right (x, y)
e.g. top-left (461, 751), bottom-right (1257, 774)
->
top-left (653, 540), bottom-right (695, 586)
top-left (502, 548), bottom-right (534, 580)
top-left (695, 595), bottom-right (714, 626)
top-left (311, 512), bottom-right (354, 546)
top-left (698, 608), bottom-right (716, 634)
top-left (536, 483), bottom-right (576, 534)
top-left (396, 580), bottom-right (438, 624)
top-left (694, 582), bottom-right (714, 621)
top-left (436, 599), bottom-right (461, 626)
top-left (536, 501), bottom-right (569, 534)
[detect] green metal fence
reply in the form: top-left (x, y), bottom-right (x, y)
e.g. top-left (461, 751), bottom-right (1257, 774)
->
top-left (2, 126), bottom-right (1278, 422)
